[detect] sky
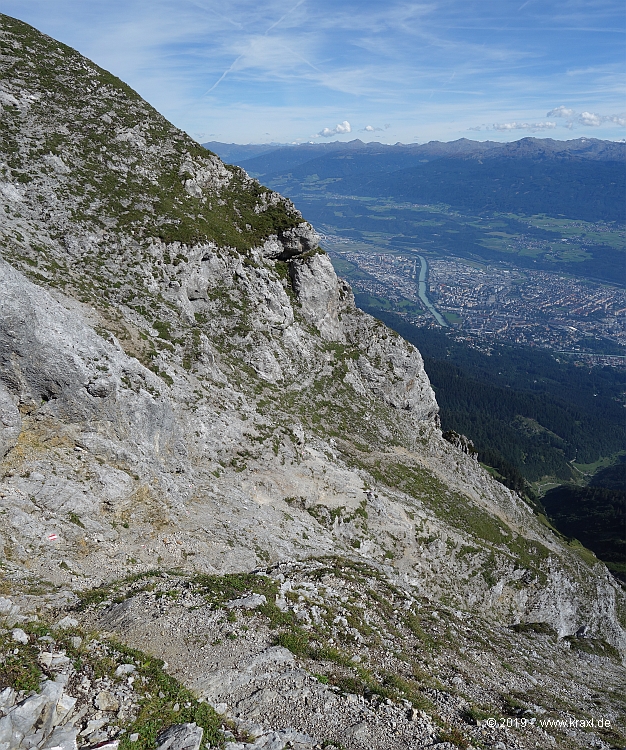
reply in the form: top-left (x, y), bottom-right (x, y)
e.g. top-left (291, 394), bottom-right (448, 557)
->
top-left (2, 1), bottom-right (625, 145)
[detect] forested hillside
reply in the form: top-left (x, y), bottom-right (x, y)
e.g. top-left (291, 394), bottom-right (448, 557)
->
top-left (356, 306), bottom-right (626, 487)
top-left (542, 460), bottom-right (626, 581)
top-left (337, 158), bottom-right (624, 223)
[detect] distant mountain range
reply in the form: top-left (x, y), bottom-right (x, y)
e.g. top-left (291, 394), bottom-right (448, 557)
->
top-left (205, 136), bottom-right (626, 167)
top-left (204, 137), bottom-right (626, 223)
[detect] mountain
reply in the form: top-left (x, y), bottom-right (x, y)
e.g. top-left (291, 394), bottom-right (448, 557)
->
top-left (351, 316), bottom-right (626, 486)
top-left (1, 14), bottom-right (625, 750)
top-left (210, 136), bottom-right (626, 174)
top-left (228, 137), bottom-right (625, 223)
top-left (210, 136), bottom-right (626, 288)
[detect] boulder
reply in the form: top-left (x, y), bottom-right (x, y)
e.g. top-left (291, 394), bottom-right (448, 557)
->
top-left (94, 691), bottom-right (119, 712)
top-left (155, 722), bottom-right (203, 750)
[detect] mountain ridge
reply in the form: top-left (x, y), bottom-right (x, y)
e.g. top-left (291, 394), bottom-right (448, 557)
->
top-left (206, 137), bottom-right (626, 170)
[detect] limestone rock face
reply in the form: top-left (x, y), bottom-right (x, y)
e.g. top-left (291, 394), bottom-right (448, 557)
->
top-left (0, 260), bottom-right (187, 487)
top-left (0, 15), bottom-right (626, 750)
top-left (261, 224), bottom-right (320, 260)
top-left (290, 253), bottom-right (349, 341)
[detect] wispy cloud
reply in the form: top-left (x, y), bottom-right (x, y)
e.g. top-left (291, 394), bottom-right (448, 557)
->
top-left (5, 0), bottom-right (625, 143)
top-left (494, 121), bottom-right (557, 132)
top-left (204, 0), bottom-right (308, 94)
top-left (546, 106), bottom-right (575, 118)
top-left (470, 121), bottom-right (557, 133)
top-left (360, 124), bottom-right (391, 132)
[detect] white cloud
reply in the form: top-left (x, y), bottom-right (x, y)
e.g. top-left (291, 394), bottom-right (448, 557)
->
top-left (545, 107), bottom-right (626, 128)
top-left (492, 121), bottom-right (556, 132)
top-left (546, 106), bottom-right (575, 118)
top-left (607, 114), bottom-right (626, 127)
top-left (314, 120), bottom-right (352, 138)
top-left (578, 111), bottom-right (602, 127)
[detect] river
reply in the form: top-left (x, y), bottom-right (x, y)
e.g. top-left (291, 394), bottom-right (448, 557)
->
top-left (416, 254), bottom-right (448, 327)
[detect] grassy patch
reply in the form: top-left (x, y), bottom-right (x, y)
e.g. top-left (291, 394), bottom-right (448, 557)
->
top-left (510, 622), bottom-right (557, 637)
top-left (0, 631), bottom-right (42, 692)
top-left (193, 571), bottom-right (278, 609)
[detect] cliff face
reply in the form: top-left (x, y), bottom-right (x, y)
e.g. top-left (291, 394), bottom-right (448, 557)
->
top-left (0, 14), bottom-right (625, 750)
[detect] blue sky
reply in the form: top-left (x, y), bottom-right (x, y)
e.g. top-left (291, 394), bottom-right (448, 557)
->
top-left (3, 0), bottom-right (625, 144)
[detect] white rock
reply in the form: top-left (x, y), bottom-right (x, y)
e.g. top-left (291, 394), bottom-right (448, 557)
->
top-left (155, 722), bottom-right (203, 750)
top-left (0, 384), bottom-right (21, 459)
top-left (0, 687), bottom-right (15, 713)
top-left (225, 594), bottom-right (267, 610)
top-left (39, 725), bottom-right (79, 749)
top-left (55, 616), bottom-right (78, 630)
top-left (42, 153), bottom-right (70, 175)
top-left (114, 663), bottom-right (136, 677)
top-left (79, 719), bottom-right (105, 736)
top-left (5, 693), bottom-right (48, 737)
top-left (53, 693), bottom-right (77, 726)
top-left (0, 597), bottom-right (17, 617)
top-left (11, 628), bottom-right (28, 644)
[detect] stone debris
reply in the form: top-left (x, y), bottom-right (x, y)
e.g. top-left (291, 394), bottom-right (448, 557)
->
top-left (226, 728), bottom-right (317, 750)
top-left (0, 598), bottom-right (23, 628)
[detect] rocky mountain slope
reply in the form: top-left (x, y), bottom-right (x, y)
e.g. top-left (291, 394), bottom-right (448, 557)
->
top-left (0, 14), bottom-right (625, 750)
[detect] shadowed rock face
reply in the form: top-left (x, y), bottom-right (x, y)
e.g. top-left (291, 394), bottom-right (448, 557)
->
top-left (0, 13), bottom-right (625, 750)
top-left (0, 382), bottom-right (21, 458)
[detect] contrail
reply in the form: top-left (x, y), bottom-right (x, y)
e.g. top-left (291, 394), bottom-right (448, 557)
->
top-left (279, 41), bottom-right (323, 73)
top-left (265, 0), bottom-right (306, 35)
top-left (188, 1), bottom-right (244, 28)
top-left (206, 54), bottom-right (246, 94)
top-left (204, 0), bottom-right (307, 95)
